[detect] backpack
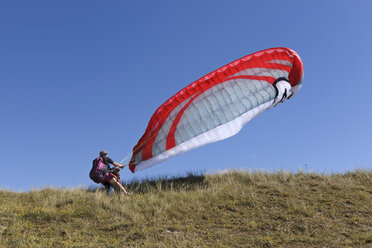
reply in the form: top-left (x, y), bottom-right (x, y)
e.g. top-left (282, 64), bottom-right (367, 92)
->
top-left (89, 157), bottom-right (108, 183)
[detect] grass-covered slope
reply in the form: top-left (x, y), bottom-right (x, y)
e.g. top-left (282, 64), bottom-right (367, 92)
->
top-left (0, 170), bottom-right (371, 247)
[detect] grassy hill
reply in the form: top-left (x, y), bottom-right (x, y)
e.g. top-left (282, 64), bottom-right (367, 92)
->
top-left (0, 170), bottom-right (371, 247)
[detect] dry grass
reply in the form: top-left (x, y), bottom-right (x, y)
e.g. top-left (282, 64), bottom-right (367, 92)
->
top-left (1, 170), bottom-right (371, 247)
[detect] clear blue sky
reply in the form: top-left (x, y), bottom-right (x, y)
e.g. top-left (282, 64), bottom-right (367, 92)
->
top-left (1, 1), bottom-right (371, 191)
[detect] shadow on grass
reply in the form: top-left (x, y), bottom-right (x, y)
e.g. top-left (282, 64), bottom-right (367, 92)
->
top-left (87, 172), bottom-right (208, 194)
top-left (126, 172), bottom-right (208, 194)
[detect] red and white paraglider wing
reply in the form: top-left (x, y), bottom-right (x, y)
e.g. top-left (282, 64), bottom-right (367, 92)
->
top-left (129, 47), bottom-right (303, 173)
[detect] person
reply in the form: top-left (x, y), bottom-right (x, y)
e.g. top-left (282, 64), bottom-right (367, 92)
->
top-left (93, 150), bottom-right (130, 195)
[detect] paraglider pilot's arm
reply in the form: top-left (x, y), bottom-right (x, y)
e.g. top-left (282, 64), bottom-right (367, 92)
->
top-left (105, 156), bottom-right (126, 169)
top-left (113, 162), bottom-right (127, 169)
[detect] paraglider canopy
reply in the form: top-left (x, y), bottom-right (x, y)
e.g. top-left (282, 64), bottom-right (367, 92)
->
top-left (129, 47), bottom-right (303, 173)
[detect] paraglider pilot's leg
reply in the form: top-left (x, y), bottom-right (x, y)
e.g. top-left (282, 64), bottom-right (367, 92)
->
top-left (103, 182), bottom-right (111, 194)
top-left (109, 177), bottom-right (129, 195)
